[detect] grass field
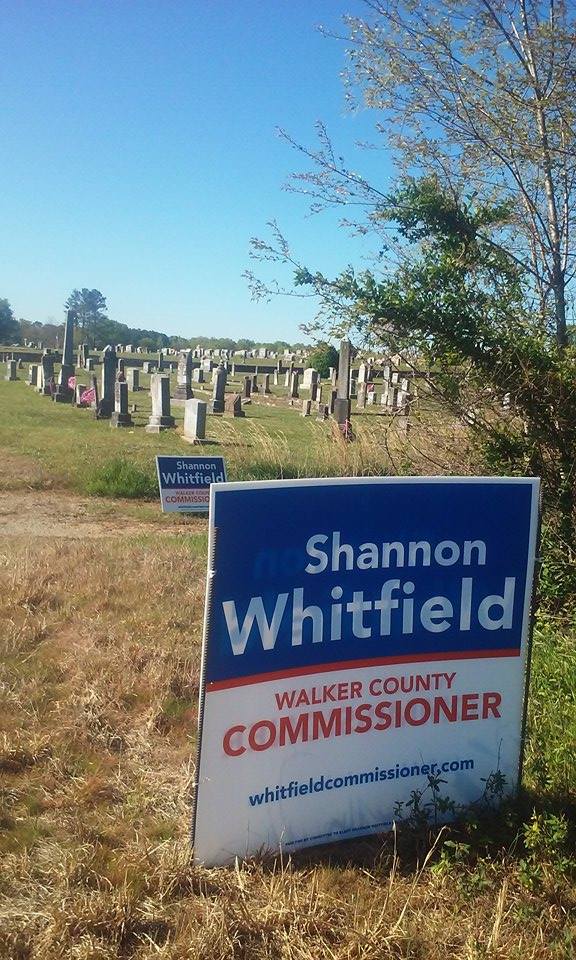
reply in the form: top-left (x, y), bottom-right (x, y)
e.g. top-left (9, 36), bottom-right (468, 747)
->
top-left (0, 371), bottom-right (574, 958)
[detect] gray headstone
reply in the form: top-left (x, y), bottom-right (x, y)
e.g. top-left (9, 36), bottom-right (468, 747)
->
top-left (110, 381), bottom-right (134, 428)
top-left (303, 368), bottom-right (318, 389)
top-left (38, 350), bottom-right (55, 395)
top-left (5, 360), bottom-right (17, 381)
top-left (53, 310), bottom-right (76, 402)
top-left (145, 375), bottom-right (176, 432)
top-left (27, 364), bottom-right (38, 386)
top-left (174, 351), bottom-right (193, 400)
top-left (210, 365), bottom-right (227, 413)
top-left (183, 398), bottom-right (207, 442)
top-left (224, 393), bottom-right (244, 417)
top-left (127, 368), bottom-right (140, 392)
top-left (97, 345), bottom-right (116, 418)
top-left (334, 340), bottom-right (352, 425)
top-left (301, 399), bottom-right (311, 417)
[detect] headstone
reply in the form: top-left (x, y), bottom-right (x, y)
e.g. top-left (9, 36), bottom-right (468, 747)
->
top-left (263, 373), bottom-right (271, 394)
top-left (110, 381), bottom-right (134, 428)
top-left (273, 371), bottom-right (279, 386)
top-left (316, 404), bottom-right (329, 421)
top-left (86, 357), bottom-right (96, 372)
top-left (358, 362), bottom-right (372, 383)
top-left (38, 350), bottom-right (55, 395)
top-left (27, 364), bottom-right (38, 386)
top-left (210, 364), bottom-right (227, 413)
top-left (5, 360), bottom-right (17, 381)
top-left (357, 384), bottom-right (367, 409)
top-left (127, 368), bottom-right (140, 392)
top-left (53, 309), bottom-right (76, 402)
top-left (284, 371), bottom-right (291, 388)
top-left (183, 398), bottom-right (207, 443)
top-left (242, 376), bottom-right (251, 399)
top-left (174, 351), bottom-right (193, 400)
top-left (143, 361), bottom-right (154, 374)
top-left (334, 339), bottom-right (352, 426)
top-left (302, 399), bottom-right (311, 417)
top-left (349, 377), bottom-right (357, 399)
top-left (290, 372), bottom-right (299, 399)
top-left (192, 367), bottom-right (205, 384)
top-left (145, 375), bottom-right (176, 432)
top-left (330, 389), bottom-right (337, 414)
top-left (310, 381), bottom-right (319, 402)
top-left (73, 382), bottom-right (87, 407)
top-left (157, 351), bottom-right (165, 372)
top-left (97, 345), bottom-right (117, 418)
top-left (224, 393), bottom-right (244, 417)
top-left (303, 368), bottom-right (318, 390)
top-left (251, 374), bottom-right (258, 393)
top-left (117, 358), bottom-right (125, 376)
top-left (329, 367), bottom-right (337, 386)
top-left (366, 391), bottom-right (377, 406)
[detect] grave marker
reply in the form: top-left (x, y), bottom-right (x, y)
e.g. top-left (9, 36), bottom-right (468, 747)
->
top-left (145, 375), bottom-right (176, 432)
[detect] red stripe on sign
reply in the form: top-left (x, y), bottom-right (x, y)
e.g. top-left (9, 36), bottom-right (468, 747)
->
top-left (206, 648), bottom-right (521, 692)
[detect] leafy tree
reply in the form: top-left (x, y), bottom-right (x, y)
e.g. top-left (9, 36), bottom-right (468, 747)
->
top-left (248, 2), bottom-right (576, 606)
top-left (0, 299), bottom-right (20, 344)
top-left (269, 0), bottom-right (576, 345)
top-left (293, 181), bottom-right (576, 607)
top-left (307, 341), bottom-right (339, 377)
top-left (64, 289), bottom-right (109, 344)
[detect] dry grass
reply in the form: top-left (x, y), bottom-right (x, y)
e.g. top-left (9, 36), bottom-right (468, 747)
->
top-left (1, 537), bottom-right (574, 959)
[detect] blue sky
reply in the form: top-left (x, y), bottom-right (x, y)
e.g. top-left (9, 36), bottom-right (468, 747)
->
top-left (0, 1), bottom-right (392, 343)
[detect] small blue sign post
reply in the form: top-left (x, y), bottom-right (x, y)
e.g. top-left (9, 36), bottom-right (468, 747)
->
top-left (155, 455), bottom-right (226, 513)
top-left (192, 476), bottom-right (539, 865)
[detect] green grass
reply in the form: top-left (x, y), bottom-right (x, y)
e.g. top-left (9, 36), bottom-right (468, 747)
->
top-left (0, 376), bottom-right (422, 498)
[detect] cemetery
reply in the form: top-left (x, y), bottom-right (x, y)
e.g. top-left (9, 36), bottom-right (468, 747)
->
top-left (2, 0), bottom-right (576, 952)
top-left (0, 318), bottom-right (574, 959)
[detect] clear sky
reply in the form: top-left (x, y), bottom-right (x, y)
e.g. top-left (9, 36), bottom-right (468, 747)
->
top-left (0, 0), bottom-right (392, 344)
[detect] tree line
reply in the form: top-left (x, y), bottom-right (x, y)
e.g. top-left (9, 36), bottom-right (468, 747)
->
top-left (0, 289), bottom-right (307, 353)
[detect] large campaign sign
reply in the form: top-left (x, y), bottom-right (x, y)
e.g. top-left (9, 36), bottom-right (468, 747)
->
top-left (193, 477), bottom-right (539, 865)
top-left (156, 456), bottom-right (226, 512)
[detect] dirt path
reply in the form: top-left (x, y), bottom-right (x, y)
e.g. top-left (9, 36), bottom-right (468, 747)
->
top-left (0, 490), bottom-right (198, 539)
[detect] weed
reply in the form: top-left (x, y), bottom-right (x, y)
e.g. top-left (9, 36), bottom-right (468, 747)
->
top-left (84, 457), bottom-right (158, 499)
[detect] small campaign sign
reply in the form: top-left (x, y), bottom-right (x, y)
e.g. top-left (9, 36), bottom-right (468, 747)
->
top-left (156, 456), bottom-right (226, 513)
top-left (192, 476), bottom-right (539, 865)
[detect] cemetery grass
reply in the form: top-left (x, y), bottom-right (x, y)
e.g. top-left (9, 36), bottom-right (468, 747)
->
top-left (1, 535), bottom-right (575, 958)
top-left (0, 378), bottom-right (474, 502)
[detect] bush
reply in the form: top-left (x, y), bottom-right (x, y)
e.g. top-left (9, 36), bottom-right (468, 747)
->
top-left (307, 342), bottom-right (339, 379)
top-left (84, 457), bottom-right (158, 499)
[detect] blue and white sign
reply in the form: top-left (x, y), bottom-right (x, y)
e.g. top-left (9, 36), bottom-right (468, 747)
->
top-left (156, 456), bottom-right (226, 513)
top-left (192, 476), bottom-right (539, 865)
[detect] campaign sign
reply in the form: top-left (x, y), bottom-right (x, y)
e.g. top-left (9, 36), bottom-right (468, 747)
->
top-left (156, 456), bottom-right (226, 513)
top-left (192, 477), bottom-right (539, 865)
